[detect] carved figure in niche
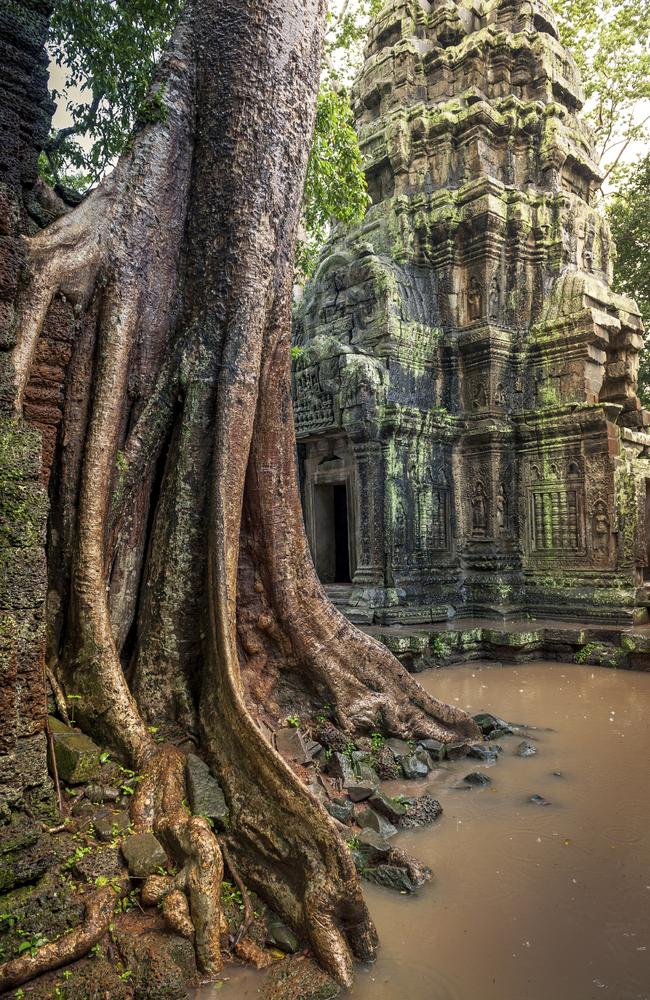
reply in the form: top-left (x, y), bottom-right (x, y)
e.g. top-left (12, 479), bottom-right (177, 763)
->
top-left (394, 498), bottom-right (407, 552)
top-left (488, 275), bottom-right (501, 322)
top-left (471, 379), bottom-right (487, 410)
top-left (468, 276), bottom-right (482, 321)
top-left (496, 483), bottom-right (508, 534)
top-left (592, 499), bottom-right (610, 561)
top-left (471, 480), bottom-right (488, 537)
top-left (494, 381), bottom-right (506, 406)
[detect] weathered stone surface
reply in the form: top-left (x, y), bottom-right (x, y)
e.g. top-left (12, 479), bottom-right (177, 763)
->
top-left (468, 743), bottom-right (499, 762)
top-left (368, 790), bottom-right (408, 822)
top-left (325, 751), bottom-right (356, 785)
top-left (347, 781), bottom-right (377, 803)
top-left (266, 916), bottom-right (300, 954)
top-left (121, 833), bottom-right (167, 878)
top-left (358, 806), bottom-right (398, 840)
top-left (356, 828), bottom-right (391, 862)
top-left (445, 741), bottom-right (470, 761)
top-left (275, 727), bottom-right (312, 763)
top-left (0, 817), bottom-right (53, 892)
top-left (262, 955), bottom-right (340, 1000)
top-left (325, 798), bottom-right (354, 824)
top-left (92, 808), bottom-right (131, 843)
top-left (186, 753), bottom-right (229, 825)
top-left (51, 724), bottom-right (102, 785)
top-left (473, 713), bottom-right (513, 736)
top-left (463, 772), bottom-right (493, 787)
top-left (294, 0), bottom-right (649, 629)
top-left (372, 744), bottom-right (403, 779)
top-left (400, 752), bottom-right (430, 779)
top-left (361, 864), bottom-right (416, 894)
top-left (418, 738), bottom-right (445, 761)
top-left (516, 740), bottom-right (538, 758)
top-left (384, 738), bottom-right (412, 759)
top-left (114, 925), bottom-right (197, 1000)
top-left (396, 794), bottom-right (443, 830)
top-left (73, 846), bottom-right (124, 882)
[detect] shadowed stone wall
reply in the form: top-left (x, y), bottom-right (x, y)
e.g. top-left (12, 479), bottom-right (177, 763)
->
top-left (0, 0), bottom-right (56, 876)
top-left (294, 0), bottom-right (649, 626)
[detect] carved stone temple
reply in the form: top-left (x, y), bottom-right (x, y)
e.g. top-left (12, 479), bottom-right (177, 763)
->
top-left (293, 0), bottom-right (650, 628)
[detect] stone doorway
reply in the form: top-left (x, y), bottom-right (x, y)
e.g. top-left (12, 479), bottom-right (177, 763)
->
top-left (313, 482), bottom-right (351, 584)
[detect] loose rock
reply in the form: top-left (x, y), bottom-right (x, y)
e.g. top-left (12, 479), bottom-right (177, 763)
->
top-left (92, 808), bottom-right (131, 843)
top-left (73, 846), bottom-right (124, 882)
top-left (262, 955), bottom-right (340, 1000)
top-left (266, 917), bottom-right (300, 954)
top-left (473, 713), bottom-right (513, 736)
top-left (385, 737), bottom-right (412, 759)
top-left (396, 794), bottom-right (443, 829)
top-left (50, 720), bottom-right (102, 785)
top-left (326, 751), bottom-right (356, 786)
top-left (468, 743), bottom-right (499, 762)
top-left (357, 807), bottom-right (398, 840)
top-left (401, 750), bottom-right (431, 779)
top-left (516, 740), bottom-right (537, 758)
top-left (325, 798), bottom-right (354, 824)
top-left (121, 832), bottom-right (168, 878)
top-left (445, 741), bottom-right (469, 761)
top-left (186, 753), bottom-right (229, 826)
top-left (463, 772), bottom-right (492, 787)
top-left (361, 864), bottom-right (416, 894)
top-left (275, 727), bottom-right (311, 764)
top-left (368, 790), bottom-right (408, 822)
top-left (372, 745), bottom-right (402, 780)
top-left (346, 781), bottom-right (377, 803)
top-left (356, 828), bottom-right (392, 862)
top-left (418, 738), bottom-right (445, 761)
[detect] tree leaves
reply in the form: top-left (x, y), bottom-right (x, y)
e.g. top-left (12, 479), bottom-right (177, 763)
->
top-left (607, 156), bottom-right (650, 403)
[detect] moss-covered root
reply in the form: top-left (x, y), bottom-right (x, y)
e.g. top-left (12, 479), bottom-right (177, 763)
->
top-left (0, 885), bottom-right (117, 993)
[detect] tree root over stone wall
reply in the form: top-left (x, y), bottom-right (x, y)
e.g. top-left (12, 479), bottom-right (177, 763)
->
top-left (0, 0), bottom-right (478, 990)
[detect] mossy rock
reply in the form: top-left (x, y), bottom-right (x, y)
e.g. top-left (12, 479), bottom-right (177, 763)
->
top-left (262, 955), bottom-right (340, 1000)
top-left (51, 724), bottom-right (103, 785)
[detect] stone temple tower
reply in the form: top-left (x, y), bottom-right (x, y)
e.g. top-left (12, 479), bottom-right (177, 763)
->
top-left (293, 0), bottom-right (649, 627)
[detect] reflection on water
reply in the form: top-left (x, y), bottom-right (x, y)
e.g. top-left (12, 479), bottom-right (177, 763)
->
top-left (193, 662), bottom-right (650, 1000)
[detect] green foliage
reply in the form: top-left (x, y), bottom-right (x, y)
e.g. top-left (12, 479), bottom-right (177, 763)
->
top-left (46, 0), bottom-right (183, 185)
top-left (221, 880), bottom-right (244, 910)
top-left (607, 154), bottom-right (650, 403)
top-left (323, 0), bottom-right (385, 85)
top-left (298, 87), bottom-right (369, 277)
top-left (553, 0), bottom-right (650, 178)
top-left (285, 714), bottom-right (301, 729)
top-left (574, 643), bottom-right (597, 664)
top-left (370, 732), bottom-right (384, 752)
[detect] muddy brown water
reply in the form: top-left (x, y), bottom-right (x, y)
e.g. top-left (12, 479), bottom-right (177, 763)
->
top-left (192, 661), bottom-right (650, 1000)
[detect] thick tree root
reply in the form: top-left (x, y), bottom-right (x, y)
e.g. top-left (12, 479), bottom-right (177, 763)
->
top-left (0, 886), bottom-right (117, 993)
top-left (131, 745), bottom-right (224, 976)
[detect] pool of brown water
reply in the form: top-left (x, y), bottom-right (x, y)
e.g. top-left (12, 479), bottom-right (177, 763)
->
top-left (192, 661), bottom-right (650, 1000)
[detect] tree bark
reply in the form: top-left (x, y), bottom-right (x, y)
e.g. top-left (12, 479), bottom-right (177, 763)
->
top-left (1, 0), bottom-right (479, 989)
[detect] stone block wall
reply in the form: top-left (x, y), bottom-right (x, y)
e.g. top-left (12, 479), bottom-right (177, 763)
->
top-left (0, 0), bottom-right (55, 836)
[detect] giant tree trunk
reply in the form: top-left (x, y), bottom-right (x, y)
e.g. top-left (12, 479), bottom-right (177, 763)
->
top-left (1, 0), bottom-right (479, 990)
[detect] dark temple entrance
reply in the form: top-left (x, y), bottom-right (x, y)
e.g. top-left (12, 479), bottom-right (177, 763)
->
top-left (313, 482), bottom-right (351, 584)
